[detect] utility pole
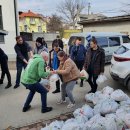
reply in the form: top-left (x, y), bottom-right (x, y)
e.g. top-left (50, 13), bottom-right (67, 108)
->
top-left (88, 2), bottom-right (91, 15)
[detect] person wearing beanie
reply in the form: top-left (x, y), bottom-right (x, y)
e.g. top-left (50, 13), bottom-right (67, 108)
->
top-left (34, 37), bottom-right (48, 54)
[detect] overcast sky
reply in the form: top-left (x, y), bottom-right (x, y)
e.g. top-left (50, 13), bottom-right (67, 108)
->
top-left (18, 0), bottom-right (130, 17)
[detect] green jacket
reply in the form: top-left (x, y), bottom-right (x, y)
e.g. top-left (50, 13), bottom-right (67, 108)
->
top-left (21, 54), bottom-right (50, 84)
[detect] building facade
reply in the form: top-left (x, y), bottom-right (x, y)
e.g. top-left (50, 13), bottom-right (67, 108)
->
top-left (79, 15), bottom-right (130, 35)
top-left (19, 10), bottom-right (47, 33)
top-left (0, 0), bottom-right (19, 59)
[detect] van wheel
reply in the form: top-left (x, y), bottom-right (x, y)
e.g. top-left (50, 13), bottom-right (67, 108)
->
top-left (127, 80), bottom-right (130, 91)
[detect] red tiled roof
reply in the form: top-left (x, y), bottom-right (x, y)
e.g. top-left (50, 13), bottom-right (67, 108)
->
top-left (19, 10), bottom-right (41, 18)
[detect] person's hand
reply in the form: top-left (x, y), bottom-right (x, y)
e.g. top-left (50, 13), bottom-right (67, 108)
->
top-left (53, 70), bottom-right (57, 74)
top-left (50, 71), bottom-right (53, 75)
top-left (82, 67), bottom-right (85, 70)
top-left (80, 73), bottom-right (84, 77)
top-left (46, 66), bottom-right (50, 70)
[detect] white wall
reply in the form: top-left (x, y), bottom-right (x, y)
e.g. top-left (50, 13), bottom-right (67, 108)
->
top-left (83, 21), bottom-right (130, 35)
top-left (0, 0), bottom-right (17, 60)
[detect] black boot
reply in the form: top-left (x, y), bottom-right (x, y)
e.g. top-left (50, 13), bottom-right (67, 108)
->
top-left (14, 84), bottom-right (20, 89)
top-left (5, 83), bottom-right (12, 89)
top-left (0, 79), bottom-right (3, 84)
top-left (22, 105), bottom-right (31, 112)
top-left (41, 107), bottom-right (53, 113)
top-left (52, 89), bottom-right (60, 94)
top-left (52, 80), bottom-right (60, 94)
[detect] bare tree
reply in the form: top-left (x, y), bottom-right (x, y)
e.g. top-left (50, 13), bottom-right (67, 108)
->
top-left (47, 14), bottom-right (63, 32)
top-left (57, 0), bottom-right (87, 29)
top-left (120, 2), bottom-right (130, 15)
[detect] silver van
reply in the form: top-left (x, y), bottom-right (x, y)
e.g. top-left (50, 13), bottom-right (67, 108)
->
top-left (68, 32), bottom-right (130, 62)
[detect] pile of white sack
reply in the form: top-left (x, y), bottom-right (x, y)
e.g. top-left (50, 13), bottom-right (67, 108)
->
top-left (41, 86), bottom-right (130, 130)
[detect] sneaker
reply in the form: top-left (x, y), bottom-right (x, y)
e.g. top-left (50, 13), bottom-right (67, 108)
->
top-left (41, 107), bottom-right (53, 113)
top-left (67, 103), bottom-right (75, 108)
top-left (57, 100), bottom-right (66, 104)
top-left (14, 84), bottom-right (20, 89)
top-left (0, 79), bottom-right (3, 84)
top-left (22, 105), bottom-right (31, 112)
top-left (5, 83), bottom-right (12, 89)
top-left (52, 89), bottom-right (60, 94)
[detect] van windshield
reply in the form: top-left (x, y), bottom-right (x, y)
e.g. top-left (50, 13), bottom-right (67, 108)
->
top-left (114, 46), bottom-right (129, 54)
top-left (68, 36), bottom-right (85, 46)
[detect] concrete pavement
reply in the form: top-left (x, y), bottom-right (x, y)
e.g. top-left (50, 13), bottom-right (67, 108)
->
top-left (0, 65), bottom-right (130, 129)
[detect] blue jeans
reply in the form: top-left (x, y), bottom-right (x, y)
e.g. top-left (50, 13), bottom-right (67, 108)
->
top-left (16, 61), bottom-right (27, 85)
top-left (23, 82), bottom-right (48, 110)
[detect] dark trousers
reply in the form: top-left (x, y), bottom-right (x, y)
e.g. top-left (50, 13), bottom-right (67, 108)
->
top-left (74, 60), bottom-right (84, 83)
top-left (87, 72), bottom-right (98, 93)
top-left (56, 79), bottom-right (60, 91)
top-left (23, 82), bottom-right (48, 110)
top-left (16, 61), bottom-right (27, 85)
top-left (0, 58), bottom-right (11, 84)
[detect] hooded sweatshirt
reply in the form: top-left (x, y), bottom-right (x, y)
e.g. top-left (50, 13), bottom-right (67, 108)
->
top-left (21, 54), bottom-right (50, 84)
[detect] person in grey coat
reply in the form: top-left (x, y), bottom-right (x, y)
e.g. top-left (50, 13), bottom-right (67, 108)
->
top-left (34, 37), bottom-right (48, 54)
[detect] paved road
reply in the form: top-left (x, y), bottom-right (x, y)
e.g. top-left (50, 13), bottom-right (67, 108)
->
top-left (0, 64), bottom-right (130, 129)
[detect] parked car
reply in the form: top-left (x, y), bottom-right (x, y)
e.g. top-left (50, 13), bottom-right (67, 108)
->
top-left (68, 32), bottom-right (130, 63)
top-left (110, 43), bottom-right (130, 90)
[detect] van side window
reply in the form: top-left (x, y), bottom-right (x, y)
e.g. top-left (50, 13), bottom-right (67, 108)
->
top-left (108, 37), bottom-right (120, 47)
top-left (96, 37), bottom-right (108, 47)
top-left (122, 36), bottom-right (130, 43)
top-left (68, 36), bottom-right (85, 46)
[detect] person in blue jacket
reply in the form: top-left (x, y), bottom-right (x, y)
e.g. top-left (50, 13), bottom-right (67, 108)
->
top-left (71, 37), bottom-right (86, 87)
top-left (49, 42), bottom-right (62, 93)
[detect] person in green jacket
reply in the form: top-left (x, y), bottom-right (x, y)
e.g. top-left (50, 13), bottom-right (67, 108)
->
top-left (21, 51), bottom-right (53, 113)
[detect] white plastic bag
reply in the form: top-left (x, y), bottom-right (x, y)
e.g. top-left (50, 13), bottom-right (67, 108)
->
top-left (94, 99), bottom-right (119, 115)
top-left (85, 93), bottom-right (95, 103)
top-left (81, 105), bottom-right (94, 119)
top-left (62, 122), bottom-right (82, 130)
top-left (96, 74), bottom-right (107, 84)
top-left (80, 70), bottom-right (89, 80)
top-left (92, 91), bottom-right (108, 105)
top-left (40, 79), bottom-right (51, 91)
top-left (85, 91), bottom-right (108, 105)
top-left (111, 89), bottom-right (129, 101)
top-left (73, 105), bottom-right (93, 119)
top-left (49, 120), bottom-right (64, 130)
top-left (125, 114), bottom-right (130, 128)
top-left (104, 117), bottom-right (117, 130)
top-left (105, 114), bottom-right (125, 130)
top-left (84, 114), bottom-right (106, 130)
top-left (49, 74), bottom-right (59, 82)
top-left (116, 108), bottom-right (127, 121)
top-left (100, 99), bottom-right (119, 115)
top-left (102, 86), bottom-right (114, 96)
top-left (75, 115), bottom-right (88, 124)
top-left (40, 79), bottom-right (49, 86)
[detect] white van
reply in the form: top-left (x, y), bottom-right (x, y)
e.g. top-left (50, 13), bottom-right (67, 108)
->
top-left (68, 32), bottom-right (130, 62)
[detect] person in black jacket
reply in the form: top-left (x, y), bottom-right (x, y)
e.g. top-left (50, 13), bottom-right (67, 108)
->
top-left (84, 37), bottom-right (105, 93)
top-left (14, 36), bottom-right (33, 89)
top-left (52, 35), bottom-right (64, 49)
top-left (0, 48), bottom-right (12, 89)
top-left (41, 37), bottom-right (48, 48)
